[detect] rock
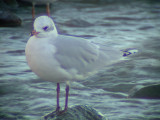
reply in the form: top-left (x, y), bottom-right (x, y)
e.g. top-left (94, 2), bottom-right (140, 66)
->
top-left (41, 105), bottom-right (107, 120)
top-left (128, 84), bottom-right (160, 99)
top-left (0, 0), bottom-right (21, 27)
top-left (0, 0), bottom-right (8, 10)
top-left (0, 10), bottom-right (21, 27)
top-left (16, 0), bottom-right (34, 6)
top-left (0, 0), bottom-right (18, 10)
top-left (3, 0), bottom-right (18, 8)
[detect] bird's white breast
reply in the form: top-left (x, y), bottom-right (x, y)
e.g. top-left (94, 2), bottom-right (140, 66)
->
top-left (25, 36), bottom-right (73, 83)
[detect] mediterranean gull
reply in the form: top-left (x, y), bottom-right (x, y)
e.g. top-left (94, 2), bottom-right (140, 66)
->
top-left (25, 16), bottom-right (122, 116)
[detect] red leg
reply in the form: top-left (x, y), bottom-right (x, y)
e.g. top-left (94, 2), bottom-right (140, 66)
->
top-left (64, 84), bottom-right (69, 111)
top-left (56, 83), bottom-right (60, 112)
top-left (46, 3), bottom-right (50, 17)
top-left (32, 2), bottom-right (35, 19)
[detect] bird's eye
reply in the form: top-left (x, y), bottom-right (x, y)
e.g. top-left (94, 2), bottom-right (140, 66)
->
top-left (43, 26), bottom-right (49, 31)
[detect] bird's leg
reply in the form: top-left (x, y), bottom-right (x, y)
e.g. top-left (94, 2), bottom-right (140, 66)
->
top-left (56, 83), bottom-right (60, 112)
top-left (64, 84), bottom-right (69, 111)
top-left (55, 84), bottom-right (69, 115)
top-left (32, 2), bottom-right (35, 19)
top-left (44, 84), bottom-right (69, 119)
top-left (46, 3), bottom-right (50, 17)
top-left (44, 83), bottom-right (60, 119)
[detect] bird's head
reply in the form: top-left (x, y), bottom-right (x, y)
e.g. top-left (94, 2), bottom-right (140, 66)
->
top-left (31, 16), bottom-right (58, 38)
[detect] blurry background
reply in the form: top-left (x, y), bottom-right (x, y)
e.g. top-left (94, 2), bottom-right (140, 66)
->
top-left (0, 0), bottom-right (160, 120)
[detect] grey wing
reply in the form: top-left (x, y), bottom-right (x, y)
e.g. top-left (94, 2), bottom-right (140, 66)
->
top-left (53, 35), bottom-right (99, 74)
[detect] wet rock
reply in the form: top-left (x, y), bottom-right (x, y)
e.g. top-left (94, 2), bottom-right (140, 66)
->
top-left (0, 0), bottom-right (21, 27)
top-left (42, 105), bottom-right (107, 120)
top-left (17, 0), bottom-right (35, 6)
top-left (0, 0), bottom-right (8, 10)
top-left (128, 84), bottom-right (160, 99)
top-left (0, 10), bottom-right (21, 27)
top-left (57, 0), bottom-right (84, 2)
top-left (0, 0), bottom-right (18, 10)
top-left (60, 0), bottom-right (133, 3)
top-left (3, 0), bottom-right (18, 8)
top-left (17, 0), bottom-right (52, 6)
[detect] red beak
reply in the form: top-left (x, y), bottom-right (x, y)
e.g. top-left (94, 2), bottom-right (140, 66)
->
top-left (30, 30), bottom-right (40, 36)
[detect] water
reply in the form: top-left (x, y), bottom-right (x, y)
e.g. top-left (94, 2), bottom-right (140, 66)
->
top-left (0, 1), bottom-right (160, 120)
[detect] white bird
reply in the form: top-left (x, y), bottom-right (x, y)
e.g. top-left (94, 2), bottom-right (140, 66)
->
top-left (25, 16), bottom-right (122, 117)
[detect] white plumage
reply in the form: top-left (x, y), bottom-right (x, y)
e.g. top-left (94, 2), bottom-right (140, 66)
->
top-left (25, 16), bottom-right (122, 115)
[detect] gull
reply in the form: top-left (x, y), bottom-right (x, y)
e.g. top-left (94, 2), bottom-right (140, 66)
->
top-left (25, 16), bottom-right (122, 116)
top-left (21, 0), bottom-right (57, 19)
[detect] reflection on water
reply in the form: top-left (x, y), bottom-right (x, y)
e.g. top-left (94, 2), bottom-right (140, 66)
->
top-left (0, 1), bottom-right (160, 120)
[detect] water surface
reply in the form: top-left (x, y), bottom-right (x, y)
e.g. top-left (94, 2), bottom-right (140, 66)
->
top-left (0, 1), bottom-right (160, 120)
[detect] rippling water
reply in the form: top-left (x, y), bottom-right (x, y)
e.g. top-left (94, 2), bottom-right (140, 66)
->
top-left (0, 1), bottom-right (160, 120)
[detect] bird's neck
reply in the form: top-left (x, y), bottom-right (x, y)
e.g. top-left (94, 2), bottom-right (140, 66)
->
top-left (36, 30), bottom-right (58, 39)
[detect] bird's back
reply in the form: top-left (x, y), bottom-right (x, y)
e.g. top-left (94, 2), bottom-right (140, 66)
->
top-left (53, 35), bottom-right (122, 76)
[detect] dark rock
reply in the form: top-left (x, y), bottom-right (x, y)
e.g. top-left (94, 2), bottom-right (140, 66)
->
top-left (42, 105), bottom-right (107, 120)
top-left (0, 0), bottom-right (21, 27)
top-left (17, 0), bottom-right (52, 6)
top-left (0, 0), bottom-right (18, 10)
top-left (0, 10), bottom-right (21, 27)
top-left (16, 0), bottom-right (35, 6)
top-left (3, 0), bottom-right (18, 8)
top-left (56, 0), bottom-right (83, 2)
top-left (128, 84), bottom-right (160, 99)
top-left (0, 0), bottom-right (9, 10)
top-left (60, 0), bottom-right (134, 3)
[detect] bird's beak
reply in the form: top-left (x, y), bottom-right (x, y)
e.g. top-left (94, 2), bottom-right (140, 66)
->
top-left (30, 30), bottom-right (40, 36)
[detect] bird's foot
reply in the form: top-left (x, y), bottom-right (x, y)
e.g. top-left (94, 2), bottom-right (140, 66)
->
top-left (56, 108), bottom-right (67, 115)
top-left (44, 111), bottom-right (57, 120)
top-left (44, 107), bottom-right (67, 120)
top-left (44, 107), bottom-right (60, 120)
